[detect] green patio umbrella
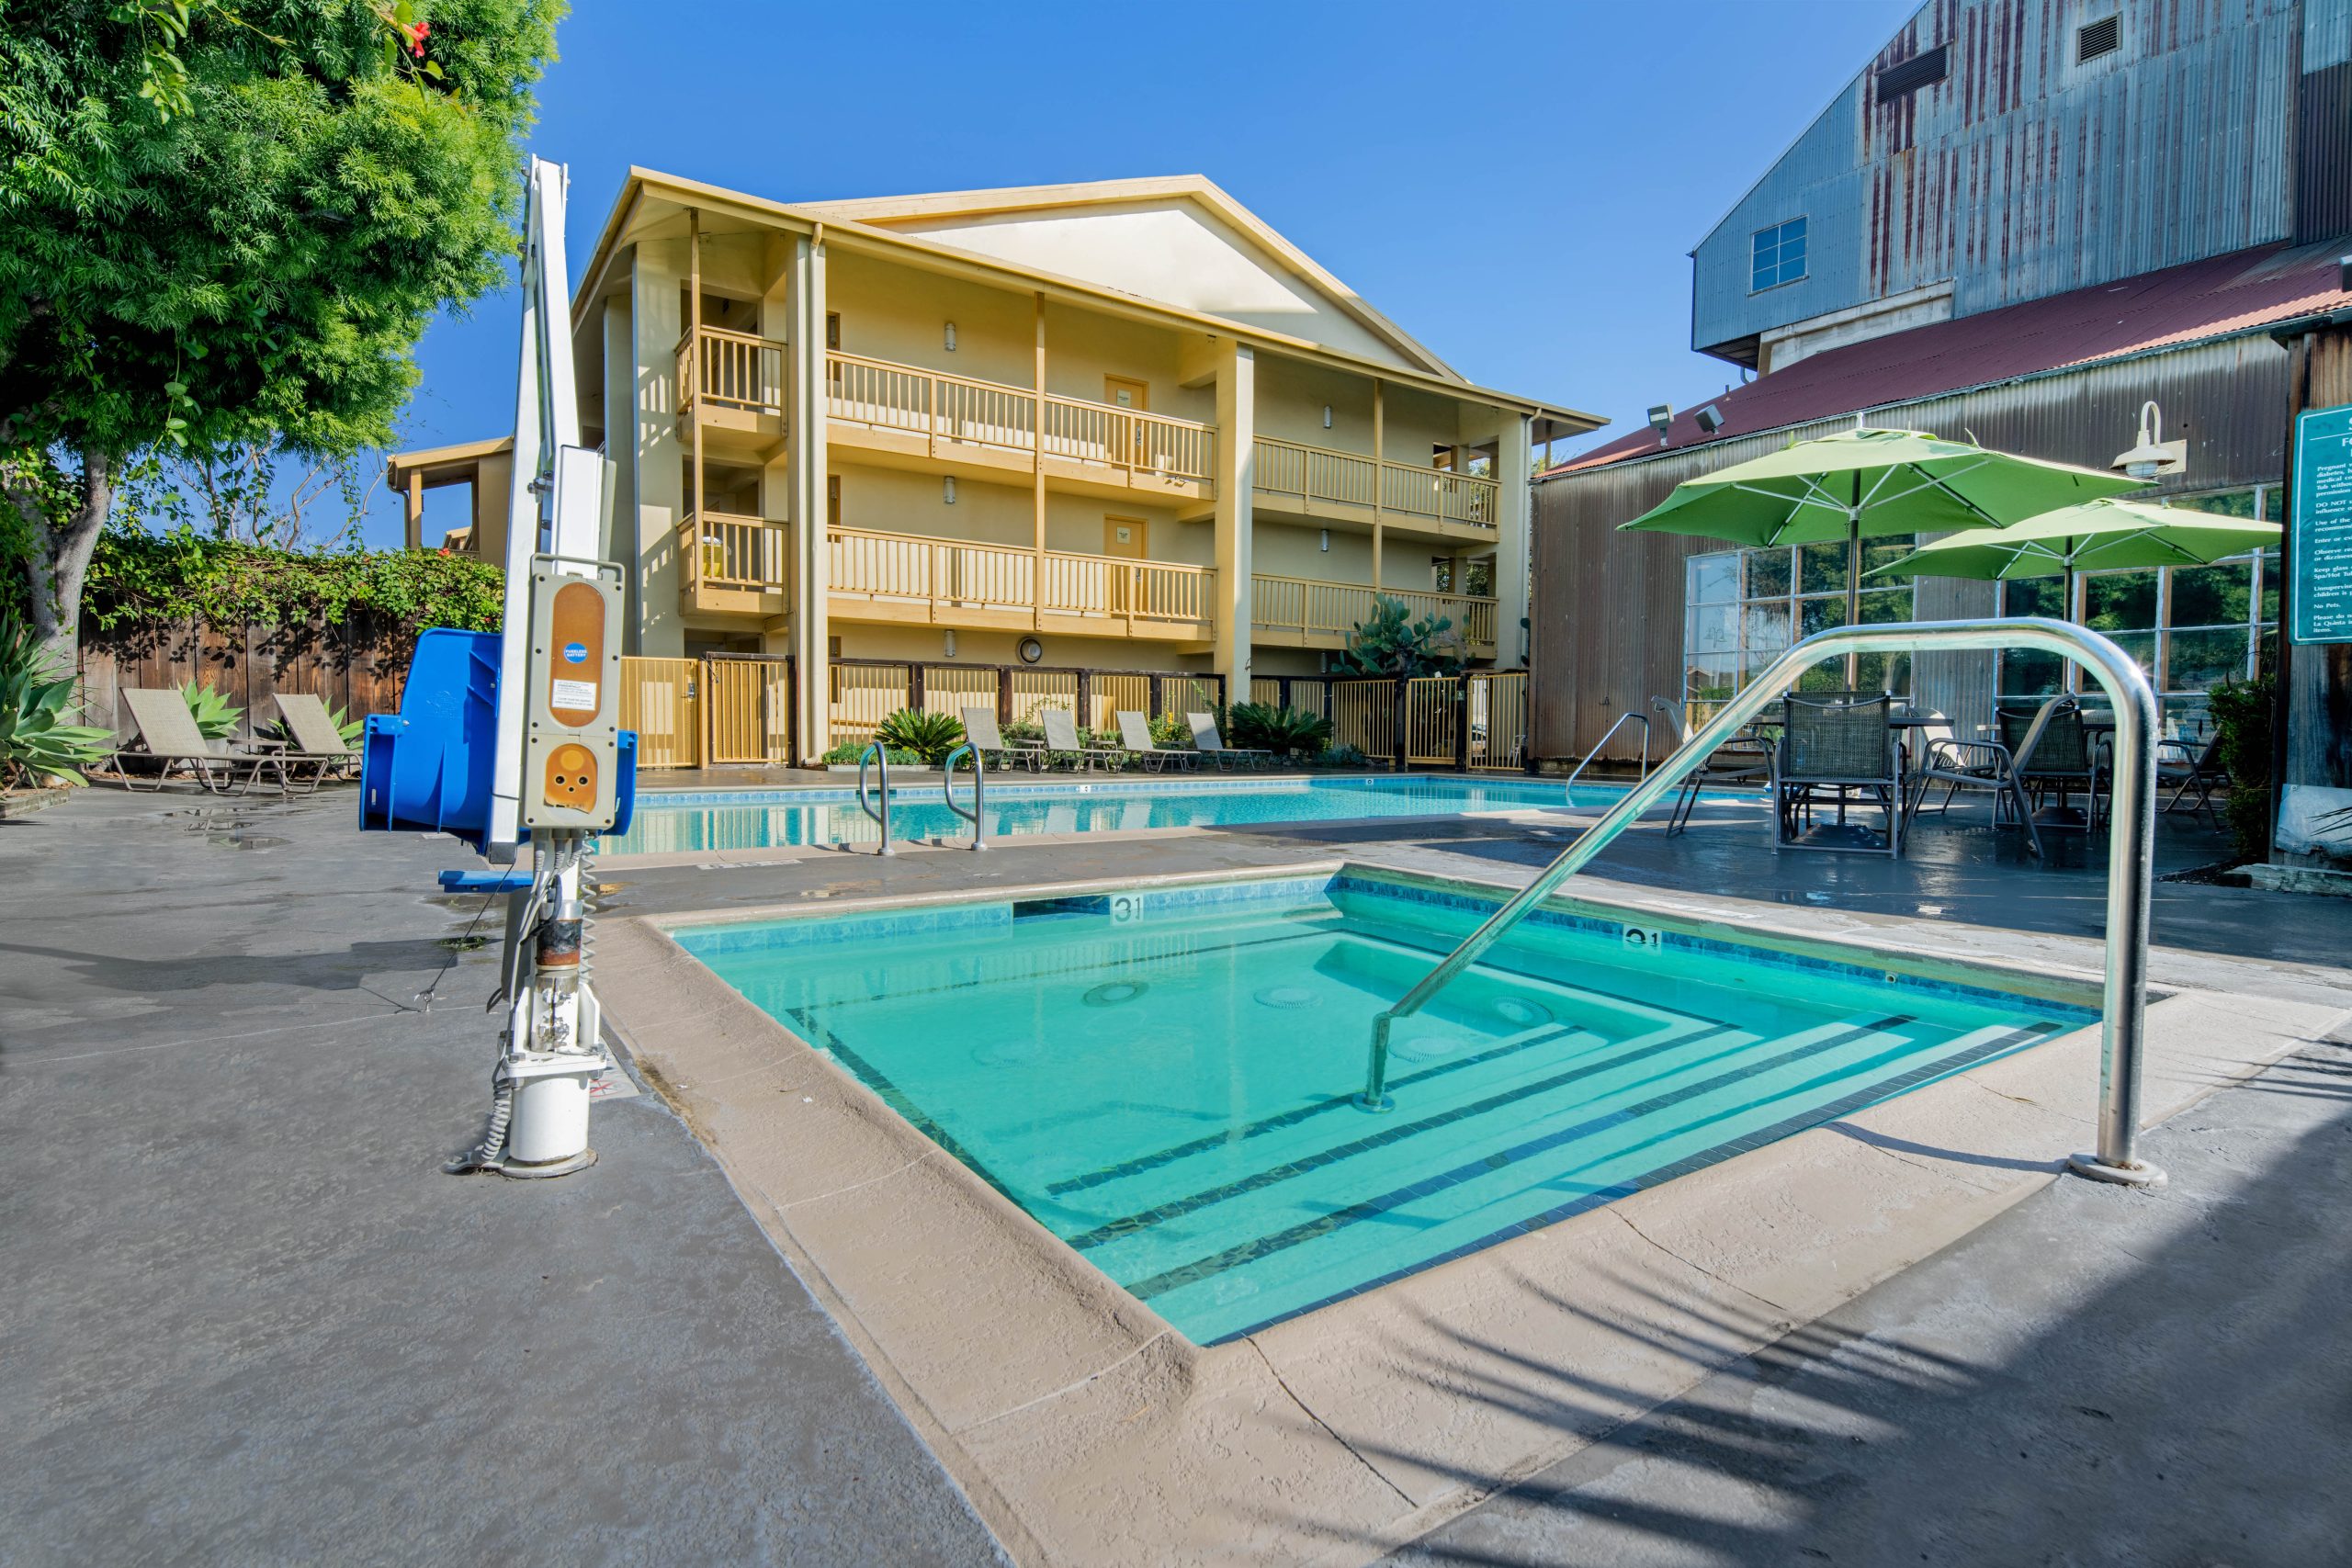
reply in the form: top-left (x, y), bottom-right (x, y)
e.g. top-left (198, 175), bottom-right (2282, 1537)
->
top-left (1621, 426), bottom-right (2144, 679)
top-left (1864, 497), bottom-right (2279, 604)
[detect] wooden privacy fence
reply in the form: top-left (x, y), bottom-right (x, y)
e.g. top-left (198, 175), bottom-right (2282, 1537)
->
top-left (76, 614), bottom-right (423, 744)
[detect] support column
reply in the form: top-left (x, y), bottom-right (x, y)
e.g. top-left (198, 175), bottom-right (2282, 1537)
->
top-left (402, 471), bottom-right (424, 551)
top-left (1496, 412), bottom-right (1533, 670)
top-left (757, 234), bottom-right (793, 660)
top-left (1371, 379), bottom-right (1385, 592)
top-left (601, 293), bottom-right (638, 645)
top-left (1033, 293), bottom-right (1046, 631)
top-left (786, 233), bottom-right (831, 761)
top-left (628, 239), bottom-right (686, 657)
top-left (1212, 341), bottom-right (1255, 694)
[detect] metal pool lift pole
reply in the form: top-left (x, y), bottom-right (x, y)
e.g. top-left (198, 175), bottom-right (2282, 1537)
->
top-left (1354, 617), bottom-right (2165, 1190)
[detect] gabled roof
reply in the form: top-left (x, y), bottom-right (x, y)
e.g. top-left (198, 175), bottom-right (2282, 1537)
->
top-left (798, 175), bottom-right (1459, 379)
top-left (1552, 240), bottom-right (2352, 477)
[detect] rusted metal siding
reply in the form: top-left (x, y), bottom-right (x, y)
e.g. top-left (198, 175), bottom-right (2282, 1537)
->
top-left (1693, 0), bottom-right (2304, 356)
top-left (1529, 333), bottom-right (2291, 761)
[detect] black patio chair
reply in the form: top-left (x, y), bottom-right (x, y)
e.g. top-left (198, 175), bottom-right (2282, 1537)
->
top-left (2157, 731), bottom-right (2226, 826)
top-left (1997, 697), bottom-right (2103, 829)
top-left (1651, 696), bottom-right (1773, 835)
top-left (1773, 690), bottom-right (1905, 857)
top-left (1906, 709), bottom-right (2045, 860)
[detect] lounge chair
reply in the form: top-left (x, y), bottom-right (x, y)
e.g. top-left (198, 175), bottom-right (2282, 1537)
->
top-left (108, 686), bottom-right (286, 794)
top-left (267, 692), bottom-right (360, 792)
top-left (1114, 710), bottom-right (1193, 773)
top-left (960, 705), bottom-right (1045, 773)
top-left (1039, 707), bottom-right (1127, 772)
top-left (2157, 730), bottom-right (2225, 825)
top-left (1650, 696), bottom-right (1772, 834)
top-left (1187, 712), bottom-right (1271, 772)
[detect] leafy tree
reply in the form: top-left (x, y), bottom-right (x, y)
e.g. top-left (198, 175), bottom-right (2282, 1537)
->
top-left (0, 0), bottom-right (561, 667)
top-left (1338, 595), bottom-right (1465, 679)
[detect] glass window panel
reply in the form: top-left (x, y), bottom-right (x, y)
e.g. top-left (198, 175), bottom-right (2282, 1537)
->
top-left (2082, 570), bottom-right (2158, 631)
top-left (2258, 626), bottom-right (2278, 671)
top-left (1854, 651), bottom-right (1910, 694)
top-left (2161, 695), bottom-right (2214, 745)
top-left (2183, 489), bottom-right (2257, 519)
top-left (1744, 548), bottom-right (1792, 598)
top-left (1860, 536), bottom-right (1917, 573)
top-left (1743, 602), bottom-right (1792, 652)
top-left (1688, 551), bottom-right (1738, 605)
top-left (1799, 543), bottom-right (1849, 595)
top-left (1800, 597), bottom-right (1847, 636)
top-left (2107, 628), bottom-right (2156, 678)
top-left (2167, 562), bottom-right (2251, 628)
top-left (1795, 662), bottom-right (1849, 693)
top-left (1999, 649), bottom-right (2064, 697)
top-left (2258, 550), bottom-right (2279, 625)
top-left (1687, 604), bottom-right (1738, 656)
top-left (1686, 655), bottom-right (1736, 703)
top-left (1859, 587), bottom-right (1913, 625)
top-left (2165, 626), bottom-right (2249, 692)
top-left (2001, 576), bottom-right (2065, 618)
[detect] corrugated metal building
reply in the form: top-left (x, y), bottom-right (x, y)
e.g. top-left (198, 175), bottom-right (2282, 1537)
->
top-left (1532, 0), bottom-right (2352, 764)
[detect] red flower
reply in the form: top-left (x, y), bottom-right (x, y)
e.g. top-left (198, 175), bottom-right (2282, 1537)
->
top-left (409, 20), bottom-right (428, 56)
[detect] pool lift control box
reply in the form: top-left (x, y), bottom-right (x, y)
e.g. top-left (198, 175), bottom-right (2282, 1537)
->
top-left (356, 156), bottom-right (633, 1179)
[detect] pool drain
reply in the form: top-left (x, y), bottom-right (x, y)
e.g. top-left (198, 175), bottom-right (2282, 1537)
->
top-left (1493, 997), bottom-right (1554, 1027)
top-left (1081, 980), bottom-right (1148, 1008)
top-left (1252, 986), bottom-right (1319, 1010)
top-left (1390, 1031), bottom-right (1469, 1062)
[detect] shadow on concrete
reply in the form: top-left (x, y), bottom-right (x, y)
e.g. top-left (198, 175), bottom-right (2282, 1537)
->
top-left (1340, 1043), bottom-right (2352, 1566)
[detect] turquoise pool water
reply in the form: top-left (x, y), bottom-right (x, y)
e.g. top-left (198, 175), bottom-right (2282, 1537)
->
top-left (680, 873), bottom-right (2088, 1344)
top-left (607, 774), bottom-right (1649, 855)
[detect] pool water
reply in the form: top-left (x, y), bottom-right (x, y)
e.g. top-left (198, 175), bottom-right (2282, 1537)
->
top-left (680, 873), bottom-right (2088, 1344)
top-left (604, 774), bottom-right (1649, 855)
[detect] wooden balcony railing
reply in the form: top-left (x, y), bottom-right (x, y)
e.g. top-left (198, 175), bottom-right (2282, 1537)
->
top-left (1251, 573), bottom-right (1498, 648)
top-left (681, 511), bottom-right (790, 592)
top-left (677, 327), bottom-right (787, 417)
top-left (828, 525), bottom-right (1216, 631)
top-left (1254, 435), bottom-right (1500, 530)
top-left (826, 351), bottom-right (1216, 484)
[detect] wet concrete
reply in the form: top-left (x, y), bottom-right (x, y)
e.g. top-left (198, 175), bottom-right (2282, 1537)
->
top-left (0, 790), bottom-right (1007, 1567)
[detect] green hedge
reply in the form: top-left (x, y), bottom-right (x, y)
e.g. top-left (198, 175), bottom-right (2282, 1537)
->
top-left (79, 525), bottom-right (504, 634)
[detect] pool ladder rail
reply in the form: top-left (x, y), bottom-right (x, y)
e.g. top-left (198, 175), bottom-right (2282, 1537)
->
top-left (1562, 709), bottom-right (1652, 794)
top-left (1357, 617), bottom-right (2167, 1191)
top-left (855, 740), bottom-right (989, 854)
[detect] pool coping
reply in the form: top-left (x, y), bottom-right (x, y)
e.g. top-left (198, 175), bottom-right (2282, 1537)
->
top-left (593, 861), bottom-right (2340, 1567)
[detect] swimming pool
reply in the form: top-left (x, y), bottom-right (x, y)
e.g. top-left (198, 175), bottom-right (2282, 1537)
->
top-left (606, 774), bottom-right (1656, 855)
top-left (678, 870), bottom-right (2089, 1344)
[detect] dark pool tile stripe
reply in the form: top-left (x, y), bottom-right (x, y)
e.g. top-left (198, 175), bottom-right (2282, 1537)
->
top-left (1197, 1020), bottom-right (2054, 1342)
top-left (1060, 1021), bottom-right (1749, 1246)
top-left (1120, 1014), bottom-right (1914, 1300)
top-left (1046, 1021), bottom-right (1611, 1197)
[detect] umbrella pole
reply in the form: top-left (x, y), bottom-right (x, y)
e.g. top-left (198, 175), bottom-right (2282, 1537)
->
top-left (1845, 509), bottom-right (1861, 688)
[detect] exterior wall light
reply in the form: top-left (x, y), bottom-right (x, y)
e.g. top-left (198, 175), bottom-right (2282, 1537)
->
top-left (944, 321), bottom-right (957, 352)
top-left (1647, 403), bottom-right (1673, 444)
top-left (944, 629), bottom-right (957, 659)
top-left (2112, 400), bottom-right (2186, 479)
top-left (1323, 404), bottom-right (1333, 429)
top-left (943, 476), bottom-right (956, 504)
top-left (1693, 405), bottom-right (1724, 434)
top-left (1319, 529), bottom-right (1330, 552)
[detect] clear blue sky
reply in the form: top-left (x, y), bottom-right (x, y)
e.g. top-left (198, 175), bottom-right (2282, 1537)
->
top-left (382, 0), bottom-right (1916, 547)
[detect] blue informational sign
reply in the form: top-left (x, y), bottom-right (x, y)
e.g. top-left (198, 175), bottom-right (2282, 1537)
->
top-left (561, 641), bottom-right (589, 663)
top-left (2290, 403), bottom-right (2352, 646)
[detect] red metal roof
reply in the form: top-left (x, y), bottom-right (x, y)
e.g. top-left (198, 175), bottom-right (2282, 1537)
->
top-left (1556, 239), bottom-right (2352, 476)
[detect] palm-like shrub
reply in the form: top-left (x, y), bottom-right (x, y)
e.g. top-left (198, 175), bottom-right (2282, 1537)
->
top-left (0, 612), bottom-right (112, 788)
top-left (1228, 702), bottom-right (1333, 758)
top-left (1338, 595), bottom-right (1464, 678)
top-left (178, 678), bottom-right (243, 740)
top-left (873, 707), bottom-right (967, 763)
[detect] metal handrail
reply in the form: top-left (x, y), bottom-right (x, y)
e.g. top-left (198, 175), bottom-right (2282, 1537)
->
top-left (942, 743), bottom-right (988, 852)
top-left (1353, 617), bottom-right (2165, 1189)
top-left (1563, 710), bottom-right (1652, 793)
top-left (855, 741), bottom-right (892, 857)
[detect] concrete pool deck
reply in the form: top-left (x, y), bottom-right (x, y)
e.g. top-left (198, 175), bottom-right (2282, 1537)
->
top-left (588, 803), bottom-right (2352, 1565)
top-left (7, 782), bottom-right (2348, 1566)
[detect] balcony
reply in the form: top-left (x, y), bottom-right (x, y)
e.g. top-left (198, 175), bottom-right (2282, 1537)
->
top-left (1251, 436), bottom-right (1500, 541)
top-left (828, 525), bottom-right (1216, 644)
top-left (825, 351), bottom-right (1216, 503)
top-left (1251, 573), bottom-right (1498, 657)
top-left (678, 511), bottom-right (792, 617)
top-left (677, 328), bottom-right (787, 453)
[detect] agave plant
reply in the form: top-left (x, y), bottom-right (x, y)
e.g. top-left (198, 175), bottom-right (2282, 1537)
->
top-left (0, 613), bottom-right (112, 789)
top-left (1228, 701), bottom-right (1333, 759)
top-left (872, 706), bottom-right (967, 764)
top-left (178, 678), bottom-right (244, 741)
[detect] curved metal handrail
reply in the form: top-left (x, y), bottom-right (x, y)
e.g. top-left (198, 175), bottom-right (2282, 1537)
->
top-left (1562, 710), bottom-right (1652, 793)
top-left (1354, 617), bottom-right (2164, 1189)
top-left (942, 743), bottom-right (988, 852)
top-left (855, 741), bottom-right (892, 857)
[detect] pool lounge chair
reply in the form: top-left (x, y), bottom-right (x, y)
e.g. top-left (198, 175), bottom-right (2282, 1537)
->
top-left (266, 692), bottom-right (360, 792)
top-left (108, 686), bottom-right (286, 794)
top-left (1039, 707), bottom-right (1127, 772)
top-left (1114, 710), bottom-right (1193, 773)
top-left (1186, 712), bottom-right (1271, 772)
top-left (960, 706), bottom-right (1045, 773)
top-left (1649, 696), bottom-right (1772, 834)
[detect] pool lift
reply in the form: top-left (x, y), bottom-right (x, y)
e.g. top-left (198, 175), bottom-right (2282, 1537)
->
top-left (357, 155), bottom-right (637, 1179)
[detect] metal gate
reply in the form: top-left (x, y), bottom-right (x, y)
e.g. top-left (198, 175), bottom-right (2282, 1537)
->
top-left (1466, 671), bottom-right (1527, 771)
top-left (1329, 678), bottom-right (1396, 761)
top-left (1403, 676), bottom-right (1459, 765)
top-left (704, 656), bottom-right (794, 764)
top-left (618, 657), bottom-right (702, 769)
